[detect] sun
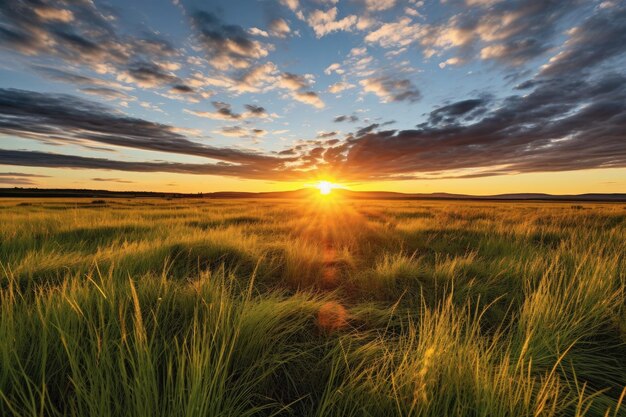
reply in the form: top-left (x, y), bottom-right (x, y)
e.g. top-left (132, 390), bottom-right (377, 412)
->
top-left (316, 181), bottom-right (334, 195)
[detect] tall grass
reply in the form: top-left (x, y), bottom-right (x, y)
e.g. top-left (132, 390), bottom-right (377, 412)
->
top-left (0, 198), bottom-right (624, 416)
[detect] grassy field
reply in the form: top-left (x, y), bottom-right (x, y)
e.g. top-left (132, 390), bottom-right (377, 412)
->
top-left (0, 197), bottom-right (624, 416)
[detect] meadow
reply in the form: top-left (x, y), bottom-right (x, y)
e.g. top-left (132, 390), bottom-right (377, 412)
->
top-left (0, 196), bottom-right (624, 417)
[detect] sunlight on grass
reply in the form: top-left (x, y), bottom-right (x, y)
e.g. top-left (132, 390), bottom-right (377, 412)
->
top-left (0, 198), bottom-right (624, 416)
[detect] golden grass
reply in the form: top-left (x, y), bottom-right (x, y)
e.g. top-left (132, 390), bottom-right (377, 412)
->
top-left (0, 197), bottom-right (624, 416)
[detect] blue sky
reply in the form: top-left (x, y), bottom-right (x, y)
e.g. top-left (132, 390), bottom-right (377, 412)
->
top-left (0, 0), bottom-right (625, 193)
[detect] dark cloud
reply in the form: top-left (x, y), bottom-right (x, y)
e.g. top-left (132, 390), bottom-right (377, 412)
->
top-left (355, 123), bottom-right (380, 137)
top-left (308, 4), bottom-right (626, 181)
top-left (0, 177), bottom-right (38, 186)
top-left (131, 36), bottom-right (178, 60)
top-left (321, 71), bottom-right (626, 180)
top-left (0, 172), bottom-right (49, 178)
top-left (0, 150), bottom-right (303, 180)
top-left (122, 62), bottom-right (178, 88)
top-left (360, 76), bottom-right (421, 103)
top-left (0, 171), bottom-right (49, 186)
top-left (474, 0), bottom-right (582, 65)
top-left (427, 98), bottom-right (490, 126)
top-left (218, 126), bottom-right (247, 136)
top-left (540, 5), bottom-right (626, 77)
top-left (0, 89), bottom-right (287, 167)
top-left (185, 102), bottom-right (269, 120)
top-left (245, 104), bottom-right (266, 115)
top-left (91, 178), bottom-right (135, 183)
top-left (208, 102), bottom-right (268, 119)
top-left (334, 115), bottom-right (359, 123)
top-left (443, 0), bottom-right (585, 66)
top-left (317, 131), bottom-right (337, 138)
top-left (212, 101), bottom-right (240, 119)
top-left (0, 1), bottom-right (190, 95)
top-left (367, 0), bottom-right (592, 68)
top-left (191, 11), bottom-right (269, 70)
top-left (170, 84), bottom-right (195, 94)
top-left (0, 0), bottom-right (126, 66)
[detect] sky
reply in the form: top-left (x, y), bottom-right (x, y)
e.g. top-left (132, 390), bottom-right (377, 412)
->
top-left (0, 0), bottom-right (625, 194)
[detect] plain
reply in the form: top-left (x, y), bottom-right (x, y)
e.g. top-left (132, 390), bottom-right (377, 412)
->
top-left (0, 197), bottom-right (625, 417)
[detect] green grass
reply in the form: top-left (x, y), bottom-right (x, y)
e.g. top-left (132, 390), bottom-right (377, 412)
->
top-left (0, 197), bottom-right (624, 416)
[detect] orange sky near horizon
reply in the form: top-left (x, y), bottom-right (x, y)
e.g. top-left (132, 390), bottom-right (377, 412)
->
top-left (14, 166), bottom-right (625, 195)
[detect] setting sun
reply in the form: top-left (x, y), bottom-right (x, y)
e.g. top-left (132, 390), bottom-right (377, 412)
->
top-left (316, 181), bottom-right (334, 195)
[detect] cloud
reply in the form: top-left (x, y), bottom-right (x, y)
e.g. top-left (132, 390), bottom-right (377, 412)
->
top-left (334, 115), bottom-right (359, 123)
top-left (362, 0), bottom-right (397, 12)
top-left (1, 0), bottom-right (624, 185)
top-left (249, 27), bottom-right (269, 37)
top-left (0, 0), bottom-right (124, 65)
top-left (184, 101), bottom-right (269, 120)
top-left (540, 5), bottom-right (626, 77)
top-left (307, 7), bottom-right (357, 37)
top-left (355, 123), bottom-right (380, 136)
top-left (275, 72), bottom-right (326, 108)
top-left (365, 17), bottom-right (425, 48)
top-left (426, 98), bottom-right (490, 125)
top-left (170, 85), bottom-right (194, 94)
top-left (322, 73), bottom-right (626, 180)
top-left (0, 177), bottom-right (38, 186)
top-left (297, 18), bottom-right (626, 182)
top-left (0, 0), bottom-right (181, 83)
top-left (324, 63), bottom-right (344, 75)
top-left (363, 1), bottom-right (589, 68)
top-left (292, 91), bottom-right (325, 108)
top-left (438, 57), bottom-right (463, 68)
top-left (0, 172), bottom-right (48, 178)
top-left (405, 7), bottom-right (422, 18)
top-left (0, 149), bottom-right (303, 180)
top-left (212, 125), bottom-right (268, 139)
top-left (91, 177), bottom-right (135, 183)
top-left (33, 66), bottom-right (134, 91)
top-left (33, 6), bottom-right (74, 23)
top-left (214, 126), bottom-right (247, 137)
top-left (430, 0), bottom-right (582, 66)
top-left (360, 76), bottom-right (421, 103)
top-left (269, 18), bottom-right (291, 37)
top-left (191, 11), bottom-right (270, 70)
top-left (0, 171), bottom-right (49, 186)
top-left (328, 81), bottom-right (355, 94)
top-left (0, 89), bottom-right (285, 166)
top-left (350, 47), bottom-right (367, 57)
top-left (245, 104), bottom-right (267, 115)
top-left (277, 72), bottom-right (310, 90)
top-left (80, 87), bottom-right (135, 102)
top-left (8, 57), bottom-right (626, 186)
top-left (117, 62), bottom-right (182, 88)
top-left (280, 0), bottom-right (300, 13)
top-left (235, 62), bottom-right (280, 93)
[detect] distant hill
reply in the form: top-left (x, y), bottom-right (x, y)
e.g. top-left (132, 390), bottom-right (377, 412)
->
top-left (0, 187), bottom-right (624, 202)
